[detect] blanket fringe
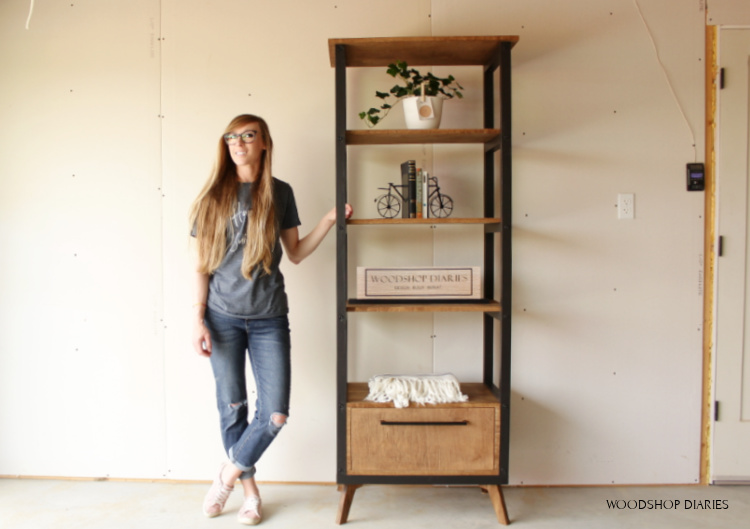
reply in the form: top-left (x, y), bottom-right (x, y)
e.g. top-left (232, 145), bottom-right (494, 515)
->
top-left (365, 373), bottom-right (468, 408)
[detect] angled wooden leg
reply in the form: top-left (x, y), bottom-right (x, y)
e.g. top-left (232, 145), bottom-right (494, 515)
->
top-left (487, 485), bottom-right (509, 525)
top-left (336, 484), bottom-right (361, 524)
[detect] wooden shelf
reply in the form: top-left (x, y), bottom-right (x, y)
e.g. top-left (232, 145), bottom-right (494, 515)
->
top-left (348, 217), bottom-right (501, 226)
top-left (347, 299), bottom-right (501, 313)
top-left (328, 36), bottom-right (519, 67)
top-left (346, 129), bottom-right (500, 145)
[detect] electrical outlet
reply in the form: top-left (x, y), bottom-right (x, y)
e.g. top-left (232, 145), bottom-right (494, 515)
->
top-left (617, 193), bottom-right (634, 220)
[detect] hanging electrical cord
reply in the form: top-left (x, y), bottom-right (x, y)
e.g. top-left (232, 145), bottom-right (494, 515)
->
top-left (633, 0), bottom-right (698, 162)
top-left (25, 0), bottom-right (35, 29)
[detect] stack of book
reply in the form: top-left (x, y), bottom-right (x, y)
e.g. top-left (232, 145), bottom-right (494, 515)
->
top-left (400, 159), bottom-right (432, 219)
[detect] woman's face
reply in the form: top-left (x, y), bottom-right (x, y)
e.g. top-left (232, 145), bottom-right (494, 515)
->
top-left (224, 122), bottom-right (267, 169)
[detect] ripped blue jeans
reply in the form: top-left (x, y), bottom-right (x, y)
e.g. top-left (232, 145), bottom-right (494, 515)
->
top-left (204, 309), bottom-right (291, 480)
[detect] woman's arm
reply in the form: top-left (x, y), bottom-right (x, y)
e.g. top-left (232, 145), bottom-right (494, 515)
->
top-left (281, 204), bottom-right (353, 265)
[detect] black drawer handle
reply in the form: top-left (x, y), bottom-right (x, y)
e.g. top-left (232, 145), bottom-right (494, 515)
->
top-left (380, 420), bottom-right (469, 426)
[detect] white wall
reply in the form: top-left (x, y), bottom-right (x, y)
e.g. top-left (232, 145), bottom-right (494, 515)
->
top-left (708, 0), bottom-right (750, 26)
top-left (0, 0), bottom-right (734, 485)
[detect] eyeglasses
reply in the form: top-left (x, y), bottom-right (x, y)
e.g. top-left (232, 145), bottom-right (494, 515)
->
top-left (223, 131), bottom-right (259, 145)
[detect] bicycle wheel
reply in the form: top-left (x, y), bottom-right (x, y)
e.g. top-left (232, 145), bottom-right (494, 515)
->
top-left (430, 193), bottom-right (454, 218)
top-left (376, 194), bottom-right (401, 218)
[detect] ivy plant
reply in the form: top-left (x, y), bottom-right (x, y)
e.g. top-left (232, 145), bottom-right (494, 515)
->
top-left (359, 61), bottom-right (464, 128)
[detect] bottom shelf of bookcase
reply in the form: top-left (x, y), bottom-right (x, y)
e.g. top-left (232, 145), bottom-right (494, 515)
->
top-left (346, 383), bottom-right (500, 476)
top-left (336, 382), bottom-right (509, 524)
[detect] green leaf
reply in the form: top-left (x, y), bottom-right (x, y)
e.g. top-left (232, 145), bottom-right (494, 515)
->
top-left (398, 62), bottom-right (411, 80)
top-left (393, 86), bottom-right (409, 98)
top-left (375, 91), bottom-right (390, 99)
top-left (387, 61), bottom-right (409, 78)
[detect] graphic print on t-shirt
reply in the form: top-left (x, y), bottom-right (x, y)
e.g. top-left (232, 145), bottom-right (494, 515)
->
top-left (229, 204), bottom-right (248, 252)
top-left (228, 183), bottom-right (252, 252)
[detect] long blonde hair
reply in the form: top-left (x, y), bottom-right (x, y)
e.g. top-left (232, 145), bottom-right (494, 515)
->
top-left (190, 114), bottom-right (277, 279)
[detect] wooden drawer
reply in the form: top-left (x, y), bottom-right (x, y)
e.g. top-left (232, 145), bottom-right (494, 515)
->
top-left (347, 386), bottom-right (500, 476)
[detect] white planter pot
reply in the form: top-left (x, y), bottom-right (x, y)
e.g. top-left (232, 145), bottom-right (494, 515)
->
top-left (402, 96), bottom-right (444, 129)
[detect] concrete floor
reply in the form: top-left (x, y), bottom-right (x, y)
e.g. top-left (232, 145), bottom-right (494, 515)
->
top-left (1, 478), bottom-right (748, 528)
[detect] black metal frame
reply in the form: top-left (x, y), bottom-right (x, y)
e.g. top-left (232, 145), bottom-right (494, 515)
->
top-left (335, 41), bottom-right (513, 486)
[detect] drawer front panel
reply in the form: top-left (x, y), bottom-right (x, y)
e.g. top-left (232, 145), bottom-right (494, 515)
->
top-left (348, 406), bottom-right (499, 475)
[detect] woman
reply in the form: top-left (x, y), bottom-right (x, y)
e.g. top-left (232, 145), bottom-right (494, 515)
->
top-left (190, 114), bottom-right (351, 525)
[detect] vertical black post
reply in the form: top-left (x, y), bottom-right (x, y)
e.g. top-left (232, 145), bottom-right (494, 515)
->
top-left (482, 60), bottom-right (496, 388)
top-left (334, 44), bottom-right (348, 484)
top-left (498, 41), bottom-right (512, 485)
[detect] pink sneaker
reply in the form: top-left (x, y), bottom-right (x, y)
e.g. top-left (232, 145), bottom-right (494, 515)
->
top-left (202, 465), bottom-right (234, 517)
top-left (237, 495), bottom-right (262, 525)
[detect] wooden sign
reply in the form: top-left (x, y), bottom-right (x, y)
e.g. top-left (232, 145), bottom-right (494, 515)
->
top-left (356, 266), bottom-right (482, 299)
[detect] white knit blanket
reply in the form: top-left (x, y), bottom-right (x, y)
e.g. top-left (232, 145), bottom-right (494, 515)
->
top-left (365, 374), bottom-right (469, 408)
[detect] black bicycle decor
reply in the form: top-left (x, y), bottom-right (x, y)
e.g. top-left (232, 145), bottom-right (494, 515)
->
top-left (375, 175), bottom-right (454, 218)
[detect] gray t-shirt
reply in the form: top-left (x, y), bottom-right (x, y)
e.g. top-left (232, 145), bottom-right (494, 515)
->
top-left (207, 178), bottom-right (301, 318)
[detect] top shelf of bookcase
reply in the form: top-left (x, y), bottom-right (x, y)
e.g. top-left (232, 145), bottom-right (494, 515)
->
top-left (346, 129), bottom-right (500, 145)
top-left (328, 36), bottom-right (519, 67)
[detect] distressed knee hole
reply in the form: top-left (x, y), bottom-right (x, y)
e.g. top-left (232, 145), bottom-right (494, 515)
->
top-left (229, 401), bottom-right (247, 410)
top-left (271, 413), bottom-right (287, 428)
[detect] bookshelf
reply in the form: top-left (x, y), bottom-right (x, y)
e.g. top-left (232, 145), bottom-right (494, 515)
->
top-left (330, 36), bottom-right (517, 525)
